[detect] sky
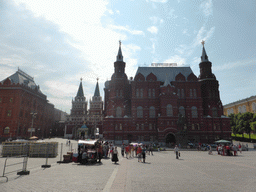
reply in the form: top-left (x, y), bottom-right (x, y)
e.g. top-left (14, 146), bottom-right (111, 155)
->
top-left (0, 0), bottom-right (255, 114)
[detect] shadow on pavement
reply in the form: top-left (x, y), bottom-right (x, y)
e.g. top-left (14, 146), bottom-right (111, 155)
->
top-left (76, 163), bottom-right (104, 166)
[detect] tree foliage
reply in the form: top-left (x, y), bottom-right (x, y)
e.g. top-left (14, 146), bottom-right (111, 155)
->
top-left (229, 112), bottom-right (256, 139)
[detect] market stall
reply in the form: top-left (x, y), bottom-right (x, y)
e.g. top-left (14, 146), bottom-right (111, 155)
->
top-left (77, 140), bottom-right (99, 164)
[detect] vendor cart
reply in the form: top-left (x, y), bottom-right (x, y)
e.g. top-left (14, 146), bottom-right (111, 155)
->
top-left (78, 140), bottom-right (99, 164)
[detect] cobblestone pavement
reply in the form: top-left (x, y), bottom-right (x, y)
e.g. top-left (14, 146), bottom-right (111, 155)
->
top-left (1, 138), bottom-right (256, 191)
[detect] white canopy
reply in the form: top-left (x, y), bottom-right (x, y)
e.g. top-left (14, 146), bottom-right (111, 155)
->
top-left (78, 140), bottom-right (98, 145)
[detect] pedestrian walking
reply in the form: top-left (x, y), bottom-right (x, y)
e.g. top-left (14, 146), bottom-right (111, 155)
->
top-left (142, 145), bottom-right (146, 163)
top-left (174, 145), bottom-right (179, 159)
top-left (208, 145), bottom-right (212, 155)
top-left (121, 144), bottom-right (125, 157)
top-left (149, 144), bottom-right (153, 155)
top-left (137, 145), bottom-right (142, 162)
top-left (238, 143), bottom-right (242, 153)
top-left (112, 146), bottom-right (119, 164)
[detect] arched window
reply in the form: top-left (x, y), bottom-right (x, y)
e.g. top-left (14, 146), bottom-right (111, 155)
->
top-left (177, 89), bottom-right (180, 98)
top-left (149, 106), bottom-right (155, 118)
top-left (136, 89), bottom-right (139, 98)
top-left (190, 89), bottom-right (193, 98)
top-left (230, 108), bottom-right (234, 114)
top-left (140, 89), bottom-right (143, 98)
top-left (181, 89), bottom-right (185, 98)
top-left (242, 105), bottom-right (247, 113)
top-left (191, 106), bottom-right (198, 118)
top-left (179, 106), bottom-right (185, 117)
top-left (238, 106), bottom-right (242, 113)
top-left (148, 89), bottom-right (151, 98)
top-left (252, 103), bottom-right (256, 112)
top-left (152, 89), bottom-right (155, 98)
top-left (212, 107), bottom-right (218, 117)
top-left (116, 107), bottom-right (122, 117)
top-left (166, 104), bottom-right (173, 117)
top-left (193, 89), bottom-right (197, 98)
top-left (137, 106), bottom-right (143, 118)
top-left (227, 109), bottom-right (230, 116)
top-left (4, 127), bottom-right (10, 134)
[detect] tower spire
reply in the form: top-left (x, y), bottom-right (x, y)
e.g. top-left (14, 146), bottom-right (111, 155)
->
top-left (116, 40), bottom-right (123, 61)
top-left (94, 78), bottom-right (100, 97)
top-left (201, 40), bottom-right (209, 62)
top-left (76, 78), bottom-right (84, 97)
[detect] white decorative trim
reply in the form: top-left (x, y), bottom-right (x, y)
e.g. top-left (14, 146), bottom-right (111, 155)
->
top-left (158, 127), bottom-right (177, 132)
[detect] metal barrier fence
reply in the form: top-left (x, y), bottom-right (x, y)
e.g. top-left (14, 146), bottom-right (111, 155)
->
top-left (0, 141), bottom-right (78, 182)
top-left (1, 155), bottom-right (30, 182)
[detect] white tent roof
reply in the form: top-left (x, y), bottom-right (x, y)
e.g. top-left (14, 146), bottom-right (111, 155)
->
top-left (78, 140), bottom-right (98, 145)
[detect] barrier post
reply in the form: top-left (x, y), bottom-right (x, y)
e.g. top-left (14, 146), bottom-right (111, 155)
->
top-left (17, 155), bottom-right (30, 175)
top-left (41, 143), bottom-right (51, 168)
top-left (57, 143), bottom-right (63, 163)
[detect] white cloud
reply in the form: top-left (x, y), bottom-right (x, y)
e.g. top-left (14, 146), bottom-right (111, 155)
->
top-left (108, 25), bottom-right (145, 36)
top-left (164, 55), bottom-right (186, 66)
top-left (193, 26), bottom-right (215, 47)
top-left (107, 9), bottom-right (114, 15)
top-left (147, 26), bottom-right (158, 34)
top-left (175, 26), bottom-right (215, 56)
top-left (214, 59), bottom-right (256, 72)
top-left (149, 16), bottom-right (164, 25)
top-left (168, 9), bottom-right (178, 19)
top-left (1, 0), bottom-right (142, 112)
top-left (182, 29), bottom-right (190, 36)
top-left (200, 0), bottom-right (213, 17)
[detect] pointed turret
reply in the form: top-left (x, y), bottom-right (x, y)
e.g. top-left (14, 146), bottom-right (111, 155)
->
top-left (76, 78), bottom-right (84, 97)
top-left (201, 40), bottom-right (209, 62)
top-left (94, 78), bottom-right (100, 97)
top-left (116, 40), bottom-right (123, 61)
top-left (198, 41), bottom-right (215, 80)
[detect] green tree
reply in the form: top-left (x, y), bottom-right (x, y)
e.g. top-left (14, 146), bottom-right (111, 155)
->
top-left (229, 113), bottom-right (238, 136)
top-left (250, 122), bottom-right (256, 133)
top-left (241, 112), bottom-right (253, 140)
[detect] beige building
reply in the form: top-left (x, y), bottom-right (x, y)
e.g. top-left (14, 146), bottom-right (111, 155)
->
top-left (223, 95), bottom-right (256, 116)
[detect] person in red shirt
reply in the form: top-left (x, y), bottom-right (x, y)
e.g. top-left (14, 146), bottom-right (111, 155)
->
top-left (238, 143), bottom-right (242, 153)
top-left (125, 145), bottom-right (129, 159)
top-left (137, 145), bottom-right (142, 162)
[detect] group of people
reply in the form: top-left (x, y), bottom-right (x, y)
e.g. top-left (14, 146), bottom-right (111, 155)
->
top-left (77, 141), bottom-right (120, 164)
top-left (120, 143), bottom-right (154, 163)
top-left (216, 143), bottom-right (243, 156)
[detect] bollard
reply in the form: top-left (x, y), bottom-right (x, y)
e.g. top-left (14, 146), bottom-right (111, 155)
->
top-left (41, 143), bottom-right (51, 168)
top-left (57, 143), bottom-right (63, 163)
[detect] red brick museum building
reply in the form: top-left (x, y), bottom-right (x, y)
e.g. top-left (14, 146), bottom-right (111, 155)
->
top-left (0, 69), bottom-right (55, 141)
top-left (103, 42), bottom-right (231, 145)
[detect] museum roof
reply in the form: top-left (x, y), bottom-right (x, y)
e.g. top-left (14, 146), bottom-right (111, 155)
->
top-left (135, 66), bottom-right (193, 82)
top-left (1, 68), bottom-right (43, 93)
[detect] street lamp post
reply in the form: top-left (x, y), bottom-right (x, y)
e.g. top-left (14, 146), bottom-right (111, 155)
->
top-left (30, 112), bottom-right (37, 137)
